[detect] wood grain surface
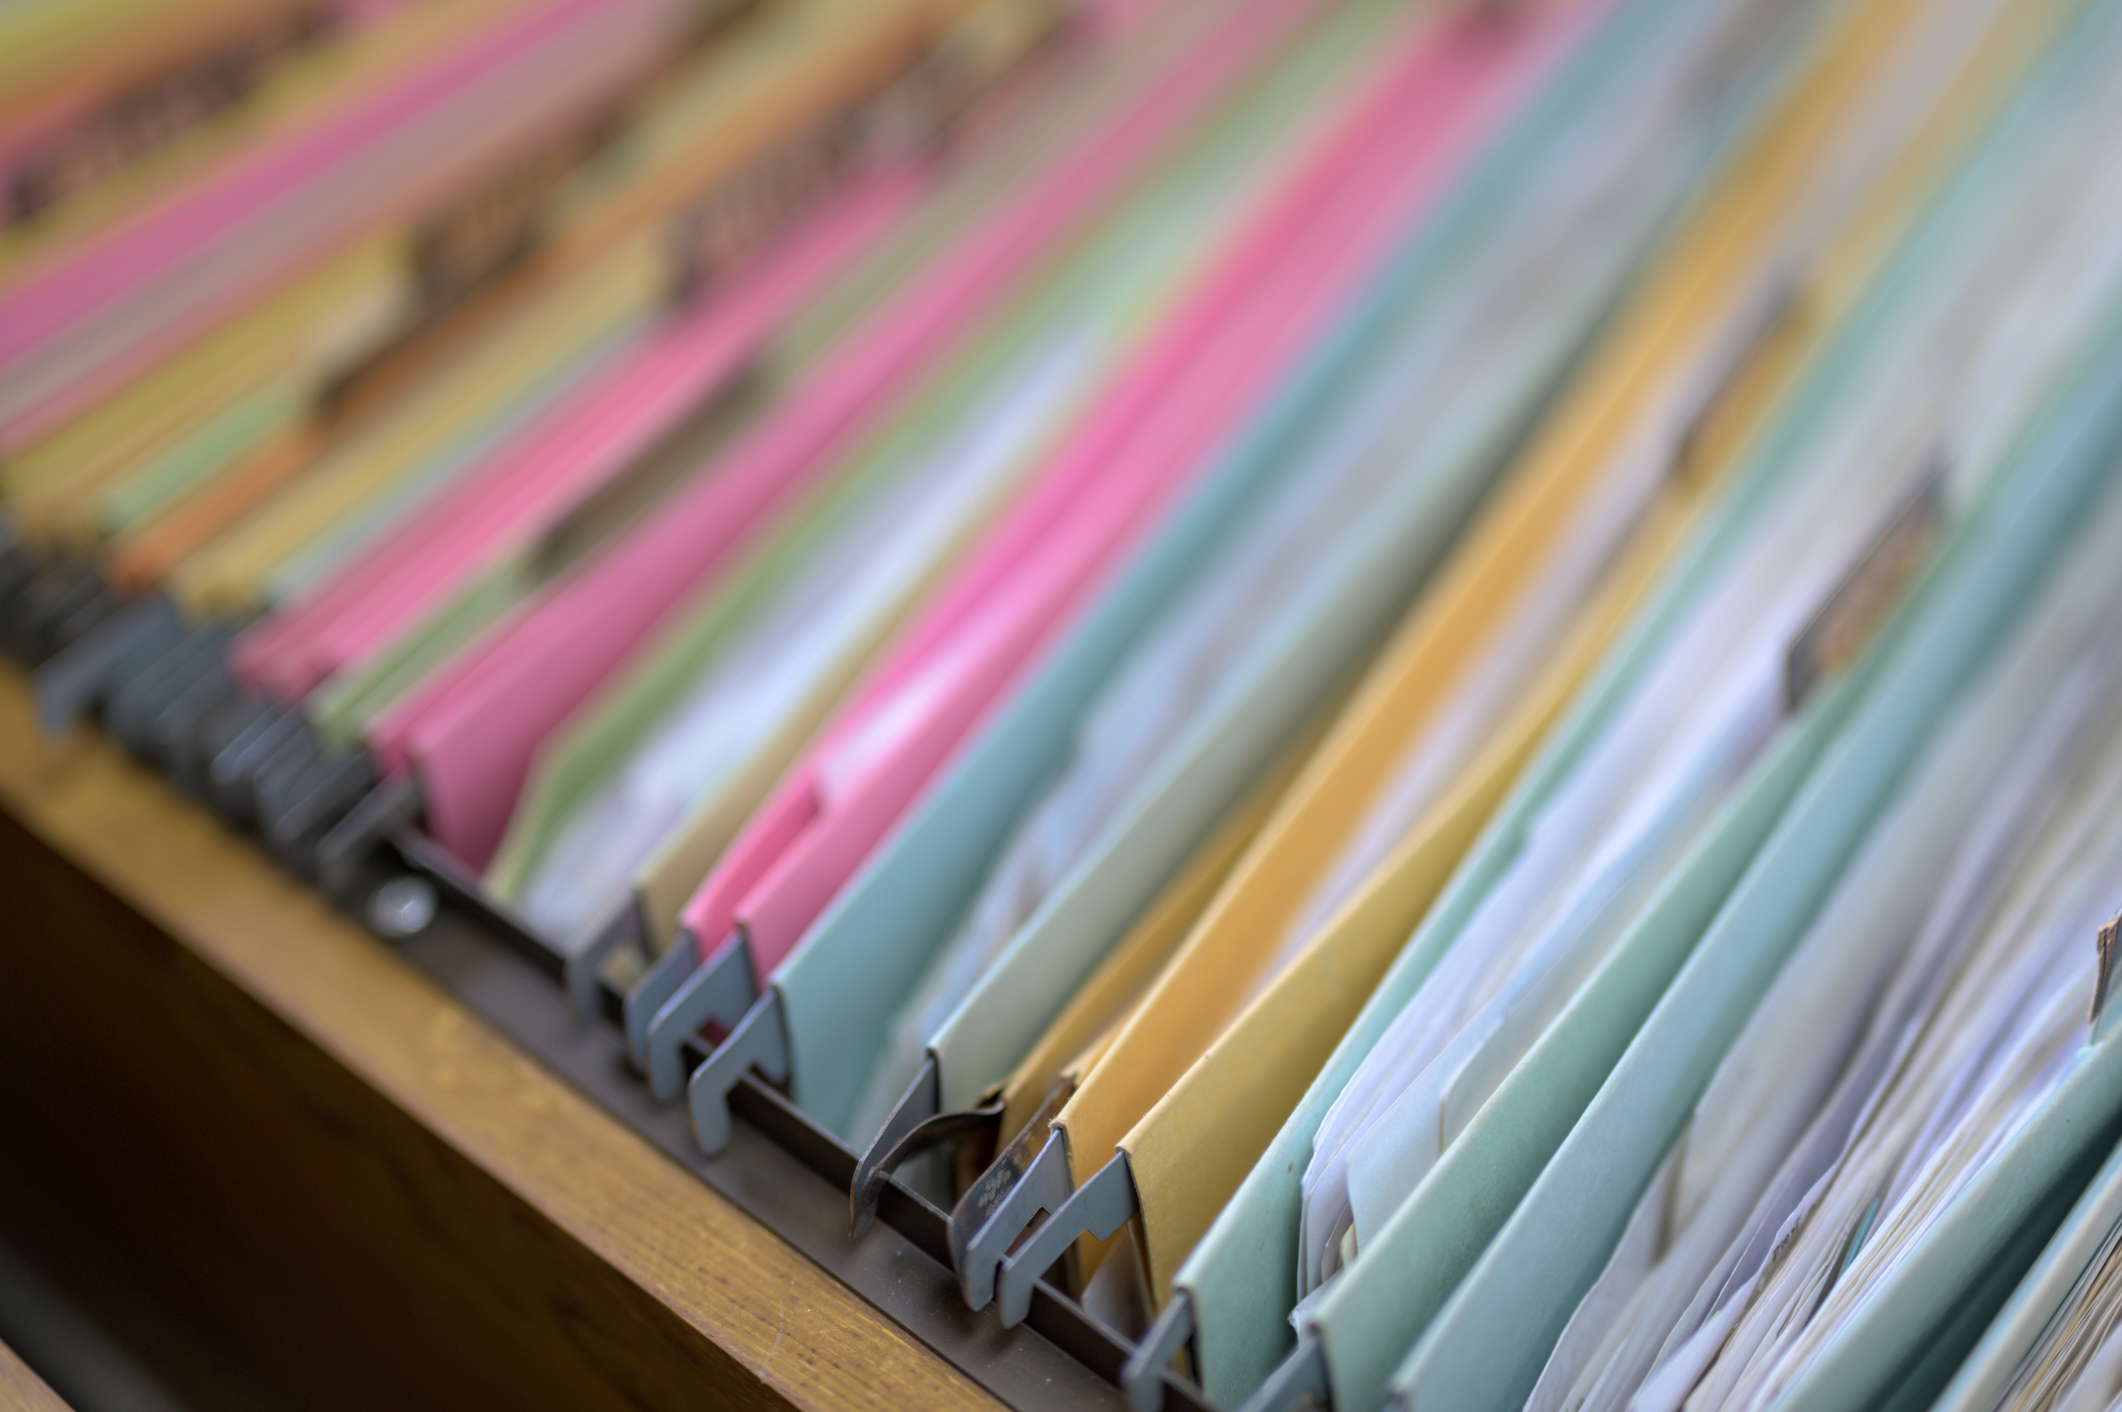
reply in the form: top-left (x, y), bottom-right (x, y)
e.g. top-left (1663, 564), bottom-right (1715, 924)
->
top-left (0, 1340), bottom-right (69, 1412)
top-left (0, 670), bottom-right (999, 1412)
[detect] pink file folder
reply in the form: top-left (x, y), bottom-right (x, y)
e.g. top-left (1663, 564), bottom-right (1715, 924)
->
top-left (364, 0), bottom-right (1340, 868)
top-left (0, 0), bottom-right (412, 203)
top-left (665, 0), bottom-right (1606, 983)
top-left (0, 0), bottom-right (680, 449)
top-left (233, 167), bottom-right (923, 701)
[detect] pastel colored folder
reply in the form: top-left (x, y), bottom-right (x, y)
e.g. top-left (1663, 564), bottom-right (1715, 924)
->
top-left (215, 0), bottom-right (993, 687)
top-left (481, 34), bottom-right (1302, 953)
top-left (368, 0), bottom-right (1355, 872)
top-left (931, 0), bottom-right (1627, 1141)
top-left (0, 0), bottom-right (693, 446)
top-left (0, 0), bottom-right (404, 233)
top-left (224, 0), bottom-right (1280, 713)
top-left (0, 0), bottom-right (391, 149)
top-left (168, 252), bottom-right (660, 617)
top-left (1303, 20), bottom-right (2122, 1408)
top-left (93, 0), bottom-right (1068, 587)
top-left (993, 0), bottom-right (1832, 1335)
top-left (1560, 451), bottom-right (2122, 1412)
top-left (263, 169), bottom-right (915, 706)
top-left (1, 0), bottom-right (989, 574)
top-left (652, 0), bottom-right (1597, 1122)
top-left (1387, 297), bottom-right (2122, 1412)
top-left (0, 0), bottom-right (503, 287)
top-left (565, 0), bottom-right (1377, 954)
top-left (989, 730), bottom-right (1321, 1156)
top-left (0, 0), bottom-right (644, 532)
top-left (1116, 21), bottom-right (1837, 1330)
top-left (1137, 540), bottom-right (1648, 1297)
top-left (165, 0), bottom-right (1114, 622)
top-left (825, 0), bottom-right (1631, 1166)
top-left (1169, 0), bottom-right (2070, 1396)
top-left (724, 0), bottom-right (1424, 1144)
top-left (228, 0), bottom-right (1209, 724)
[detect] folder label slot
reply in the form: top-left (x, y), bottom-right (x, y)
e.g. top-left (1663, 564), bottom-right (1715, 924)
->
top-left (1785, 459), bottom-right (1946, 710)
